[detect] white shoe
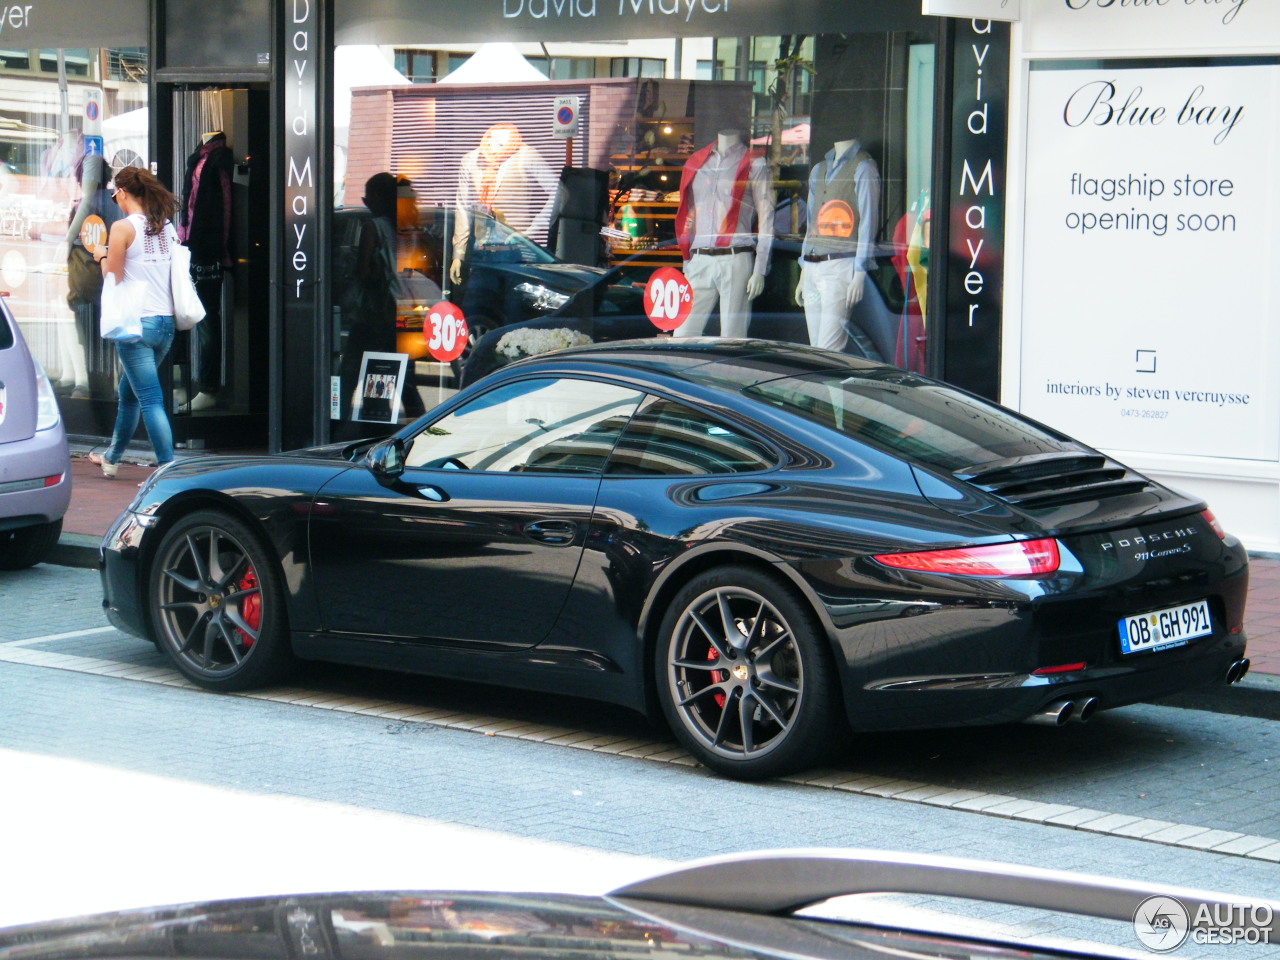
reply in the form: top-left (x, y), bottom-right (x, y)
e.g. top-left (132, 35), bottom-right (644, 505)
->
top-left (88, 452), bottom-right (118, 479)
top-left (189, 392), bottom-right (218, 412)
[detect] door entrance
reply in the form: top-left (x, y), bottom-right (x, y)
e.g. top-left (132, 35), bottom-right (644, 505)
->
top-left (166, 85), bottom-right (270, 451)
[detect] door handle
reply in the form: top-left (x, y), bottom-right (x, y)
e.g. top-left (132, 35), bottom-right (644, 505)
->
top-left (524, 519), bottom-right (577, 545)
top-left (416, 485), bottom-right (450, 502)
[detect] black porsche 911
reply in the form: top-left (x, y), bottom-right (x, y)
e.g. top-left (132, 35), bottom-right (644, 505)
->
top-left (100, 339), bottom-right (1250, 779)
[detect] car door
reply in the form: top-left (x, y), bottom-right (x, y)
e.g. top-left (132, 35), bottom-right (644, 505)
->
top-left (309, 376), bottom-right (644, 648)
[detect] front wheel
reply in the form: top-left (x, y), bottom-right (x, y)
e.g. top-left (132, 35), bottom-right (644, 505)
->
top-left (656, 566), bottom-right (841, 780)
top-left (148, 510), bottom-right (294, 690)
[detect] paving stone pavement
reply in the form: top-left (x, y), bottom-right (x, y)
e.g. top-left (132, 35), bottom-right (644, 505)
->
top-left (4, 565), bottom-right (1280, 957)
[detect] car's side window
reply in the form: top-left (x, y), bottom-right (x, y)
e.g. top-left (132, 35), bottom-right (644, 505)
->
top-left (606, 397), bottom-right (776, 476)
top-left (404, 377), bottom-right (644, 474)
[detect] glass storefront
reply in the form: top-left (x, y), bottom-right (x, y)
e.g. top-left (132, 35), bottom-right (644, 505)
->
top-left (330, 10), bottom-right (937, 438)
top-left (0, 46), bottom-right (148, 436)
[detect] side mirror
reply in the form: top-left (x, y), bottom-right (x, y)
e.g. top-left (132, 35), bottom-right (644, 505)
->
top-left (366, 437), bottom-right (406, 480)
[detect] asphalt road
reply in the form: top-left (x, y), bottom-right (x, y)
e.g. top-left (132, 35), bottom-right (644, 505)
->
top-left (3, 563), bottom-right (1278, 959)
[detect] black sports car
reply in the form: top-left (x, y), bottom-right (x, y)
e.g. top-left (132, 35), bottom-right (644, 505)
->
top-left (100, 340), bottom-right (1250, 779)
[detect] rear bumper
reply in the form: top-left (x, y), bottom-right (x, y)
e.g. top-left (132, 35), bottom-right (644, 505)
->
top-left (0, 426), bottom-right (70, 530)
top-left (844, 632), bottom-right (1247, 730)
top-left (821, 546), bottom-right (1250, 731)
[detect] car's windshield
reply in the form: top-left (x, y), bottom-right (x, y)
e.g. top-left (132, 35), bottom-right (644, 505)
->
top-left (745, 370), bottom-right (1078, 472)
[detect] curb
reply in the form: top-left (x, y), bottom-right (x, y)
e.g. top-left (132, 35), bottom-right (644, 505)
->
top-left (1159, 671), bottom-right (1280, 722)
top-left (52, 533), bottom-right (101, 571)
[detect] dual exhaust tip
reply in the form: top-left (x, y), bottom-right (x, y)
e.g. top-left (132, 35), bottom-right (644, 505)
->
top-left (1028, 659), bottom-right (1251, 726)
top-left (1025, 696), bottom-right (1098, 727)
top-left (1225, 658), bottom-right (1251, 685)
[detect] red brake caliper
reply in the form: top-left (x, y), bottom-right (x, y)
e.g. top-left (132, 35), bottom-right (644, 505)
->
top-left (236, 568), bottom-right (261, 647)
top-left (708, 645), bottom-right (726, 708)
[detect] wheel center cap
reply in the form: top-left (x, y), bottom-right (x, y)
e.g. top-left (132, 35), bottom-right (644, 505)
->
top-left (208, 594), bottom-right (222, 609)
top-left (732, 664), bottom-right (750, 681)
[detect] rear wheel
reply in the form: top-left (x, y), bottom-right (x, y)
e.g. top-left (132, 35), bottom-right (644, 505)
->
top-left (656, 565), bottom-right (841, 780)
top-left (148, 510), bottom-right (293, 690)
top-left (0, 519), bottom-right (62, 570)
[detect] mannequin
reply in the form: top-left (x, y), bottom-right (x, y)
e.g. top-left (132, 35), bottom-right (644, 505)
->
top-left (450, 122), bottom-right (558, 286)
top-left (672, 130), bottom-right (774, 338)
top-left (61, 151), bottom-right (120, 397)
top-left (795, 137), bottom-right (880, 352)
top-left (179, 130), bottom-right (234, 411)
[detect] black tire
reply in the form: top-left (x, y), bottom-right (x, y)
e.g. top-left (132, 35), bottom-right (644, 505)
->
top-left (655, 565), bottom-right (841, 780)
top-left (451, 315), bottom-right (496, 383)
top-left (0, 519), bottom-right (62, 570)
top-left (147, 509), bottom-right (294, 691)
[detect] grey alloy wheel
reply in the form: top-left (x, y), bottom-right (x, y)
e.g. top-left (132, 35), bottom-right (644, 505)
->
top-left (657, 566), bottom-right (839, 779)
top-left (149, 510), bottom-right (293, 690)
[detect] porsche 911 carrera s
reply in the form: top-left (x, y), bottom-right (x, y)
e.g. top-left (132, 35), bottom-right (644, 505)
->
top-left (100, 339), bottom-right (1250, 779)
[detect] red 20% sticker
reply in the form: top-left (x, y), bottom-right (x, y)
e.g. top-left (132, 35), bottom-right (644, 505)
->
top-left (643, 267), bottom-right (692, 332)
top-left (426, 302), bottom-right (470, 362)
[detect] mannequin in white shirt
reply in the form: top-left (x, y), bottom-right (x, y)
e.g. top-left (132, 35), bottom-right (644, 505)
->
top-left (674, 130), bottom-right (774, 337)
top-left (795, 138), bottom-right (868, 310)
top-left (716, 133), bottom-right (766, 302)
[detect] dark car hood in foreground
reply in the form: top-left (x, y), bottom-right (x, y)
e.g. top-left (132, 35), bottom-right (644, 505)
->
top-left (6, 850), bottom-right (1279, 960)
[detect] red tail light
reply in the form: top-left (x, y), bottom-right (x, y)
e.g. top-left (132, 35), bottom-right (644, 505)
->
top-left (1201, 508), bottom-right (1226, 540)
top-left (874, 538), bottom-right (1061, 578)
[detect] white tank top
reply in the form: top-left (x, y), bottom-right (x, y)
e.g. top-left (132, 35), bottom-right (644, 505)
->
top-left (123, 213), bottom-right (176, 319)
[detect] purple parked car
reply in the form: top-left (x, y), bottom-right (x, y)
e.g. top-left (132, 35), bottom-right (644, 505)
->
top-left (0, 297), bottom-right (70, 568)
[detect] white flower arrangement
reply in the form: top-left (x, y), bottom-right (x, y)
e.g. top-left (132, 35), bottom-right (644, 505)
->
top-left (496, 327), bottom-right (593, 361)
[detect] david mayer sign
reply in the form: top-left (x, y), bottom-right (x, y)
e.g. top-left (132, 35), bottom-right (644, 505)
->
top-left (284, 0), bottom-right (317, 305)
top-left (1019, 62), bottom-right (1280, 461)
top-left (335, 0), bottom-right (927, 43)
top-left (943, 19), bottom-right (1009, 401)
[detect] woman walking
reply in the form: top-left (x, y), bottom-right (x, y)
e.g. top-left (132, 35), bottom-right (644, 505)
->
top-left (88, 166), bottom-right (179, 478)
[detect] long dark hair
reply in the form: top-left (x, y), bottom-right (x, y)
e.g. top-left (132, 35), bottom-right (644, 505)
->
top-left (113, 165), bottom-right (178, 236)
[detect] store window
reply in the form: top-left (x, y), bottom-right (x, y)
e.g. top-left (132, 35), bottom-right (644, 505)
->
top-left (0, 49), bottom-right (31, 70)
top-left (1, 46), bottom-right (149, 434)
top-left (610, 57), bottom-right (666, 78)
top-left (394, 49), bottom-right (436, 84)
top-left (331, 17), bottom-right (934, 441)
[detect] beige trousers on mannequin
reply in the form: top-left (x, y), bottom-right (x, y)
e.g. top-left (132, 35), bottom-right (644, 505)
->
top-left (676, 251), bottom-right (755, 338)
top-left (800, 257), bottom-right (859, 352)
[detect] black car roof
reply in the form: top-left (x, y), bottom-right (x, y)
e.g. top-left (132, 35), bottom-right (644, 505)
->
top-left (538, 338), bottom-right (885, 390)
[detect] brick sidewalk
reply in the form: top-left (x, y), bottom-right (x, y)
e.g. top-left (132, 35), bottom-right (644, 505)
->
top-left (61, 452), bottom-right (1280, 677)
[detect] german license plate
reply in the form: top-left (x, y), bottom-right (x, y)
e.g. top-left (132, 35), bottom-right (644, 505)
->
top-left (1118, 600), bottom-right (1212, 655)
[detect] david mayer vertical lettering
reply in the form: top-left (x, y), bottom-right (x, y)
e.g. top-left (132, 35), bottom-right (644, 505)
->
top-left (286, 0), bottom-right (315, 301)
top-left (944, 17), bottom-right (1008, 400)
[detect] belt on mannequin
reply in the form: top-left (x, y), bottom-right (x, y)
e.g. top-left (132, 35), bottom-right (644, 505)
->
top-left (802, 250), bottom-right (860, 262)
top-left (690, 245), bottom-right (755, 257)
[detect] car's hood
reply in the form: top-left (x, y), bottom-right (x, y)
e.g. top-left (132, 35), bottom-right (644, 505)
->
top-left (488, 261), bottom-right (608, 290)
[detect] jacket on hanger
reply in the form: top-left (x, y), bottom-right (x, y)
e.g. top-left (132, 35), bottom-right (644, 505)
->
top-left (181, 133), bottom-right (234, 267)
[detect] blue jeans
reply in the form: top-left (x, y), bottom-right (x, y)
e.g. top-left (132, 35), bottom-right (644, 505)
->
top-left (106, 315), bottom-right (175, 466)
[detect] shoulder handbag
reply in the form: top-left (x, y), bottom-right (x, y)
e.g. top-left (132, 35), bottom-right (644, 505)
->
top-left (170, 233), bottom-right (206, 332)
top-left (99, 273), bottom-right (144, 342)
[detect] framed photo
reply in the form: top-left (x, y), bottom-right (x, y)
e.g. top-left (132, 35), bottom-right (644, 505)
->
top-left (352, 351), bottom-right (409, 423)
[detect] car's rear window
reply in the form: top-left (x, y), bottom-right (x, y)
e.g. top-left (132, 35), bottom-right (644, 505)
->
top-left (745, 371), bottom-right (1078, 472)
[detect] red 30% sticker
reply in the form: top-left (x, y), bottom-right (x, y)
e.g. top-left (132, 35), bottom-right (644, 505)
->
top-left (643, 267), bottom-right (693, 332)
top-left (426, 302), bottom-right (470, 362)
top-left (79, 214), bottom-right (107, 251)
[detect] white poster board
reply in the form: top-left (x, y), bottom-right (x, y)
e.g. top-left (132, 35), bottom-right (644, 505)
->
top-left (1019, 63), bottom-right (1280, 462)
top-left (1023, 1), bottom-right (1275, 56)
